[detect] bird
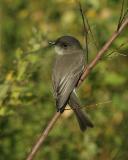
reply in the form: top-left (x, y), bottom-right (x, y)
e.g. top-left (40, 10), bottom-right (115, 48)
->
top-left (50, 35), bottom-right (93, 131)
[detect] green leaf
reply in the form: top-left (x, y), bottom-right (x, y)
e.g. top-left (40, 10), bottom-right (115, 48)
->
top-left (0, 83), bottom-right (10, 106)
top-left (104, 72), bottom-right (126, 86)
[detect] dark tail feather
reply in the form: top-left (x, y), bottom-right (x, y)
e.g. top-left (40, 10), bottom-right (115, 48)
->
top-left (73, 107), bottom-right (93, 131)
top-left (69, 92), bottom-right (93, 131)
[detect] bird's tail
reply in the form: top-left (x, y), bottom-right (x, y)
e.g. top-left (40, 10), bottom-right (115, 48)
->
top-left (73, 106), bottom-right (93, 131)
top-left (69, 92), bottom-right (93, 131)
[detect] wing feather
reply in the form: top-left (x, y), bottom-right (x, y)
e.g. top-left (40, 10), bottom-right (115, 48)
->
top-left (52, 52), bottom-right (85, 112)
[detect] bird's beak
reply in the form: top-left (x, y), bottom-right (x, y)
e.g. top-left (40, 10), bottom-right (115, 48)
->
top-left (48, 41), bottom-right (56, 46)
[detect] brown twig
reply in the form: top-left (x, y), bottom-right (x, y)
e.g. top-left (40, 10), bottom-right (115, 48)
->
top-left (65, 100), bottom-right (112, 110)
top-left (26, 112), bottom-right (60, 160)
top-left (26, 17), bottom-right (128, 160)
top-left (78, 17), bottom-right (128, 86)
top-left (77, 0), bottom-right (89, 63)
top-left (104, 39), bottom-right (128, 59)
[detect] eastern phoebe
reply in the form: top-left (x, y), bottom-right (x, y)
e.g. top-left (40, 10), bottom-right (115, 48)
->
top-left (50, 35), bottom-right (93, 131)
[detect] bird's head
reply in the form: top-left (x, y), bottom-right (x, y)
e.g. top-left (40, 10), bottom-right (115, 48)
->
top-left (49, 35), bottom-right (82, 55)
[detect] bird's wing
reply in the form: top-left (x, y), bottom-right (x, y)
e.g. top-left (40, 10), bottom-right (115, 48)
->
top-left (53, 53), bottom-right (85, 112)
top-left (56, 71), bottom-right (82, 112)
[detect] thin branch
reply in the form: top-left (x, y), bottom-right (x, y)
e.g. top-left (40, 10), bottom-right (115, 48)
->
top-left (117, 0), bottom-right (125, 30)
top-left (26, 112), bottom-right (60, 160)
top-left (117, 0), bottom-right (128, 31)
top-left (77, 1), bottom-right (98, 61)
top-left (119, 8), bottom-right (128, 28)
top-left (102, 40), bottom-right (128, 59)
top-left (86, 17), bottom-right (99, 51)
top-left (78, 17), bottom-right (128, 86)
top-left (65, 100), bottom-right (112, 110)
top-left (26, 17), bottom-right (128, 160)
top-left (77, 0), bottom-right (89, 63)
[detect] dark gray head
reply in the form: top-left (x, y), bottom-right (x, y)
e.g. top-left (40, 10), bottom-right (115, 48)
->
top-left (49, 35), bottom-right (82, 55)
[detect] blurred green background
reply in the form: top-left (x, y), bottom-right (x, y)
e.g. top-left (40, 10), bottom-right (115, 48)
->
top-left (0, 0), bottom-right (128, 160)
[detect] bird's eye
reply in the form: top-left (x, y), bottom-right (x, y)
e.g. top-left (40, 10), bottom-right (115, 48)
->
top-left (63, 43), bottom-right (68, 47)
